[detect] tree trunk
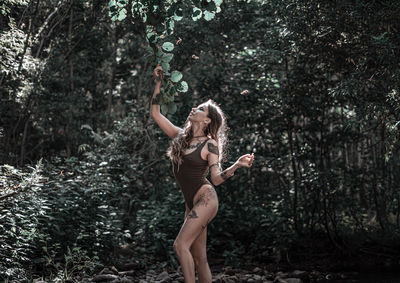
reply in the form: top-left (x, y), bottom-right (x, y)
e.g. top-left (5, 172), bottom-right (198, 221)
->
top-left (65, 3), bottom-right (74, 157)
top-left (19, 100), bottom-right (34, 166)
top-left (106, 23), bottom-right (117, 129)
top-left (288, 126), bottom-right (299, 233)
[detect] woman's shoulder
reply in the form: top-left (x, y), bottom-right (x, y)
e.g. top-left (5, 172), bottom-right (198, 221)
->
top-left (206, 138), bottom-right (217, 145)
top-left (205, 138), bottom-right (219, 155)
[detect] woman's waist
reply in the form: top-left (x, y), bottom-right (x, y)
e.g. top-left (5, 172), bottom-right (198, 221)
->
top-left (174, 174), bottom-right (210, 187)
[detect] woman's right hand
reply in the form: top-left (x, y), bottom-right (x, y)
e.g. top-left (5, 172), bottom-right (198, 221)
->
top-left (153, 65), bottom-right (164, 82)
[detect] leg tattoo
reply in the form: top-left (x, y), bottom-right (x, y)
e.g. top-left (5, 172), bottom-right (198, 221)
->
top-left (187, 209), bottom-right (199, 219)
top-left (195, 187), bottom-right (217, 207)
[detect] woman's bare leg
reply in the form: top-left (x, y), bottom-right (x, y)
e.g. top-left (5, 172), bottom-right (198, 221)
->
top-left (190, 227), bottom-right (212, 283)
top-left (174, 185), bottom-right (218, 283)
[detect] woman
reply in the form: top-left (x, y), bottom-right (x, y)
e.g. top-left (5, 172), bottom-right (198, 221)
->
top-left (150, 65), bottom-right (254, 283)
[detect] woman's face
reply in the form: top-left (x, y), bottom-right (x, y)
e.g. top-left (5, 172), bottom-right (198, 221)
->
top-left (188, 103), bottom-right (209, 122)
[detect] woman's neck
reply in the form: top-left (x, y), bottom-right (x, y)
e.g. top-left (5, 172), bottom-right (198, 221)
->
top-left (191, 123), bottom-right (206, 138)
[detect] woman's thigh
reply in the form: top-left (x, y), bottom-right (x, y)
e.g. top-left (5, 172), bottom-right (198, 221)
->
top-left (190, 225), bottom-right (207, 262)
top-left (175, 185), bottom-right (218, 248)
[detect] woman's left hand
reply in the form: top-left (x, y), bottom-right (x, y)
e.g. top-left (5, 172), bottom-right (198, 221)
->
top-left (236, 153), bottom-right (255, 168)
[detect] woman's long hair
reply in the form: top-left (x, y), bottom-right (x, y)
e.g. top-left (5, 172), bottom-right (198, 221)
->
top-left (168, 99), bottom-right (229, 168)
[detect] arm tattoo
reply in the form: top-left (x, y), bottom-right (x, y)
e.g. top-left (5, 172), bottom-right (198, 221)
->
top-left (209, 162), bottom-right (219, 169)
top-left (220, 169), bottom-right (234, 180)
top-left (151, 97), bottom-right (160, 105)
top-left (207, 143), bottom-right (219, 155)
top-left (220, 171), bottom-right (228, 180)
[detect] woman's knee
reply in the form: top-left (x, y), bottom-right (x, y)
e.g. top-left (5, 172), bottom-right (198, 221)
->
top-left (173, 239), bottom-right (189, 256)
top-left (192, 254), bottom-right (208, 267)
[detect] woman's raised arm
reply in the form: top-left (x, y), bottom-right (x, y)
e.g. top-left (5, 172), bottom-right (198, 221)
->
top-left (150, 65), bottom-right (181, 139)
top-left (206, 139), bottom-right (254, 186)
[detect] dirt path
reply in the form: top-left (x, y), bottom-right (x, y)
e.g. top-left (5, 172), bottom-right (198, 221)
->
top-left (82, 263), bottom-right (360, 283)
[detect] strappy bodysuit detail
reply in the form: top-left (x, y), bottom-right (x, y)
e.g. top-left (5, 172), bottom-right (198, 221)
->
top-left (173, 139), bottom-right (211, 210)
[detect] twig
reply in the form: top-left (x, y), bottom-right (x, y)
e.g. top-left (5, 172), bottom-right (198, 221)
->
top-left (0, 191), bottom-right (18, 201)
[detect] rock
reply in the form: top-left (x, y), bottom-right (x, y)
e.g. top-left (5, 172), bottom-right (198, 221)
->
top-left (99, 268), bottom-right (114, 275)
top-left (288, 270), bottom-right (309, 281)
top-left (213, 273), bottom-right (224, 283)
top-left (325, 274), bottom-right (333, 280)
top-left (118, 271), bottom-right (136, 277)
top-left (155, 271), bottom-right (170, 283)
top-left (252, 274), bottom-right (263, 283)
top-left (169, 273), bottom-right (181, 279)
top-left (120, 261), bottom-right (140, 271)
top-left (265, 272), bottom-right (275, 280)
top-left (222, 276), bottom-right (236, 283)
top-left (33, 280), bottom-right (48, 283)
top-left (247, 279), bottom-right (255, 283)
top-left (285, 279), bottom-right (302, 283)
top-left (110, 266), bottom-right (119, 274)
top-left (120, 277), bottom-right (134, 283)
top-left (238, 274), bottom-right (252, 281)
top-left (340, 271), bottom-right (358, 279)
top-left (92, 274), bottom-right (119, 282)
top-left (274, 278), bottom-right (302, 283)
top-left (224, 267), bottom-right (236, 276)
top-left (252, 267), bottom-right (263, 275)
top-left (275, 272), bottom-right (289, 278)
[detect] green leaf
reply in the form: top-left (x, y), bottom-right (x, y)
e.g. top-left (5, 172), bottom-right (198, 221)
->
top-left (204, 11), bottom-right (215, 21)
top-left (161, 62), bottom-right (170, 72)
top-left (161, 53), bottom-right (174, 63)
top-left (177, 81), bottom-right (188, 93)
top-left (169, 19), bottom-right (174, 31)
top-left (116, 0), bottom-right (126, 8)
top-left (112, 8), bottom-right (126, 21)
top-left (162, 42), bottom-right (174, 52)
top-left (175, 7), bottom-right (183, 17)
top-left (161, 104), bottom-right (168, 114)
top-left (174, 14), bottom-right (183, 21)
top-left (108, 0), bottom-right (116, 8)
top-left (168, 103), bottom-right (177, 114)
top-left (192, 7), bottom-right (202, 21)
top-left (193, 8), bottom-right (201, 17)
top-left (170, 71), bottom-right (183, 82)
top-left (166, 95), bottom-right (174, 102)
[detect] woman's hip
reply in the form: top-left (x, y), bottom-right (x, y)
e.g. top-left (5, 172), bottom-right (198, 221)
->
top-left (192, 183), bottom-right (219, 210)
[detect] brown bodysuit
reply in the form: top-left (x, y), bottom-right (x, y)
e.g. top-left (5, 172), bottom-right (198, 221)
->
top-left (173, 139), bottom-right (211, 210)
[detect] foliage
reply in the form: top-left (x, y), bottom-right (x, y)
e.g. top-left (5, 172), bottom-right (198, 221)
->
top-left (0, 161), bottom-right (44, 282)
top-left (1, 0), bottom-right (400, 279)
top-left (108, 0), bottom-right (223, 113)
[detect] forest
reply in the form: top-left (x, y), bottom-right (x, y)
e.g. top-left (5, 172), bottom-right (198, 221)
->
top-left (1, 0), bottom-right (400, 282)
